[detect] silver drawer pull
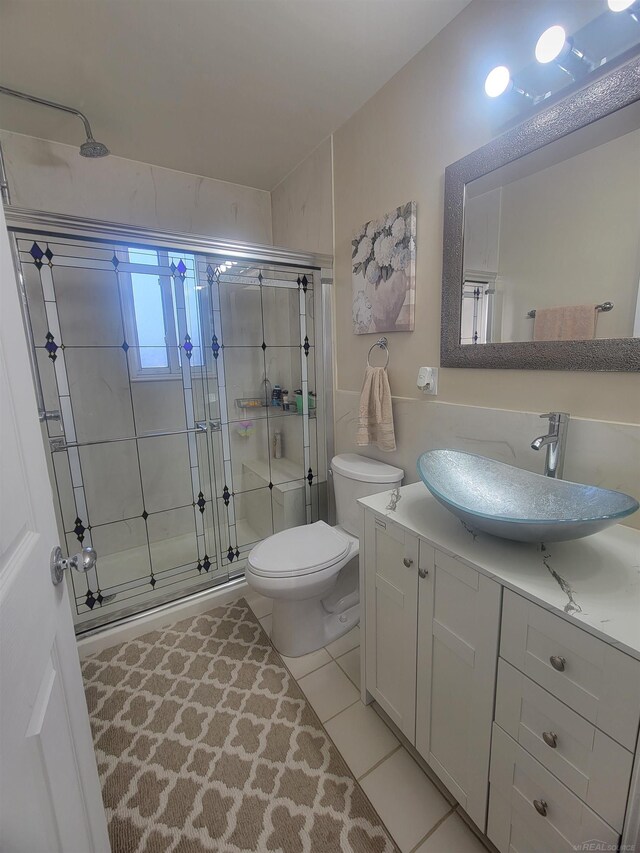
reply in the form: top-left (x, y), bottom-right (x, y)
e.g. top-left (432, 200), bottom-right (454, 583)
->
top-left (542, 731), bottom-right (558, 748)
top-left (403, 557), bottom-right (413, 568)
top-left (549, 655), bottom-right (566, 672)
top-left (533, 799), bottom-right (548, 817)
top-left (418, 567), bottom-right (428, 579)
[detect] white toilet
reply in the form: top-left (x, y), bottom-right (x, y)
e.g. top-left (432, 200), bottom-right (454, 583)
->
top-left (246, 453), bottom-right (404, 657)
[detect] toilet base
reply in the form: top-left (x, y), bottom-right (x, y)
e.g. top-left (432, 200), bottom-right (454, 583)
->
top-left (271, 598), bottom-right (359, 658)
top-left (269, 560), bottom-right (360, 658)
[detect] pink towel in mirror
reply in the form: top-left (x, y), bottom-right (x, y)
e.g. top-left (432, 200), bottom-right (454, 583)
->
top-left (533, 305), bottom-right (597, 341)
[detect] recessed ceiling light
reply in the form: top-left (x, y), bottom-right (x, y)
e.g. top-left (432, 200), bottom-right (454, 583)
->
top-left (608, 0), bottom-right (635, 10)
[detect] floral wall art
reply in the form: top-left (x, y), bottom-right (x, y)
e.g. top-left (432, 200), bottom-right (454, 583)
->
top-left (352, 201), bottom-right (416, 334)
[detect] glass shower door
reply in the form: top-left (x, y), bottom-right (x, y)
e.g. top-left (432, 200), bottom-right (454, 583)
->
top-left (200, 259), bottom-right (325, 574)
top-left (13, 227), bottom-right (328, 633)
top-left (15, 233), bottom-right (225, 630)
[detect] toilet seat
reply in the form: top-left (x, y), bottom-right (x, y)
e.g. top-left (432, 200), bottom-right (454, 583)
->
top-left (248, 521), bottom-right (351, 578)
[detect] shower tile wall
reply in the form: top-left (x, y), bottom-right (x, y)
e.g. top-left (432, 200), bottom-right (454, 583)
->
top-left (15, 232), bottom-right (326, 630)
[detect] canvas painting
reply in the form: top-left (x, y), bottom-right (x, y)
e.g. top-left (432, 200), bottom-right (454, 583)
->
top-left (352, 201), bottom-right (416, 334)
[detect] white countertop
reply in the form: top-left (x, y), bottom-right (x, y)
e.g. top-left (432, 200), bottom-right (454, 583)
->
top-left (359, 483), bottom-right (640, 661)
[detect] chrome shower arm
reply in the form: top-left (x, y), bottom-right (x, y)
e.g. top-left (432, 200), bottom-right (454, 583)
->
top-left (0, 85), bottom-right (97, 141)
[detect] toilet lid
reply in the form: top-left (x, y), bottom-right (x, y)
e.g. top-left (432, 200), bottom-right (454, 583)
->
top-left (248, 521), bottom-right (351, 577)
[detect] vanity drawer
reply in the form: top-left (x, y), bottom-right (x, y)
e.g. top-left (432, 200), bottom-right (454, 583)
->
top-left (500, 589), bottom-right (640, 750)
top-left (495, 658), bottom-right (633, 832)
top-left (488, 724), bottom-right (619, 853)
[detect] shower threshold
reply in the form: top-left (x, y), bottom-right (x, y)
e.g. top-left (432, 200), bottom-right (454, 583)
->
top-left (75, 573), bottom-right (247, 639)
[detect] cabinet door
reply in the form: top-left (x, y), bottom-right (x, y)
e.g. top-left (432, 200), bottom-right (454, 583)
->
top-left (416, 548), bottom-right (501, 831)
top-left (364, 513), bottom-right (419, 742)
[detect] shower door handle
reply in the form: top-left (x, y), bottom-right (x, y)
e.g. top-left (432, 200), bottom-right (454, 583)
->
top-left (50, 546), bottom-right (97, 586)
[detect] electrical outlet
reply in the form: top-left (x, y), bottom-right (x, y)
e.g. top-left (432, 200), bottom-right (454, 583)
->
top-left (417, 366), bottom-right (438, 395)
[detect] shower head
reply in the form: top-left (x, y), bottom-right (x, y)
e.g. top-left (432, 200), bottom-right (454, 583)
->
top-left (79, 136), bottom-right (110, 158)
top-left (0, 85), bottom-right (110, 159)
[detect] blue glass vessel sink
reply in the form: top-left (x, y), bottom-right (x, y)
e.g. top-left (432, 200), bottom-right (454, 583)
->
top-left (417, 450), bottom-right (639, 543)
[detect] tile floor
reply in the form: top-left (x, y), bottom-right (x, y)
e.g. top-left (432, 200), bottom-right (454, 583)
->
top-left (247, 591), bottom-right (490, 853)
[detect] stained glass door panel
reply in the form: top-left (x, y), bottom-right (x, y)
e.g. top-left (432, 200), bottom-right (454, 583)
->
top-left (14, 230), bottom-right (327, 630)
top-left (198, 259), bottom-right (324, 574)
top-left (15, 234), bottom-right (225, 630)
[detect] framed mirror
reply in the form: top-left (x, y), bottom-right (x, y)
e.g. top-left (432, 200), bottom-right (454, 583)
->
top-left (441, 54), bottom-right (640, 371)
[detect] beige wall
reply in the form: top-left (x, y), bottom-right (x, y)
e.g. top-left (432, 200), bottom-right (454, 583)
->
top-left (332, 0), bottom-right (640, 424)
top-left (270, 137), bottom-right (333, 256)
top-left (497, 129), bottom-right (640, 342)
top-left (1, 130), bottom-right (273, 244)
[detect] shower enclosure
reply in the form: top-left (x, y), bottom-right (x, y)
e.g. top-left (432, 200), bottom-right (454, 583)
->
top-left (7, 211), bottom-right (331, 633)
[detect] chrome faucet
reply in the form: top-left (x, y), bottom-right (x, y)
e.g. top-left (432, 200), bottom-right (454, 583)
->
top-left (531, 412), bottom-right (570, 478)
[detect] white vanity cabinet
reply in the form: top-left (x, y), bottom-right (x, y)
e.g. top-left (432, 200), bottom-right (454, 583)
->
top-left (415, 549), bottom-right (501, 830)
top-left (363, 512), bottom-right (419, 742)
top-left (360, 487), bottom-right (640, 851)
top-left (363, 510), bottom-right (501, 831)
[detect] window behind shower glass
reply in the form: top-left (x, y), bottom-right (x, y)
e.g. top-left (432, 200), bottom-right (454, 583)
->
top-left (121, 246), bottom-right (203, 377)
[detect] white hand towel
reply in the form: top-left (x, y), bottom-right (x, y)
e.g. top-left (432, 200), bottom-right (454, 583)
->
top-left (356, 365), bottom-right (396, 452)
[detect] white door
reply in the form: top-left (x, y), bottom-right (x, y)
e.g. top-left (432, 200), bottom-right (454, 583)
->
top-left (0, 207), bottom-right (110, 853)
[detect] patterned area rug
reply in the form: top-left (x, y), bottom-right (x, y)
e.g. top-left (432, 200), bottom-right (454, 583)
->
top-left (82, 599), bottom-right (397, 853)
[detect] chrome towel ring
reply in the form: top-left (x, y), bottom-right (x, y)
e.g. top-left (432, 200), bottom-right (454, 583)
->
top-left (367, 336), bottom-right (390, 369)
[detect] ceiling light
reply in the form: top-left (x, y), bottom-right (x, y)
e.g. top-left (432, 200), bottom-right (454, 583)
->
top-left (484, 65), bottom-right (536, 102)
top-left (608, 0), bottom-right (640, 20)
top-left (535, 24), bottom-right (595, 77)
top-left (535, 25), bottom-right (569, 63)
top-left (484, 66), bottom-right (511, 97)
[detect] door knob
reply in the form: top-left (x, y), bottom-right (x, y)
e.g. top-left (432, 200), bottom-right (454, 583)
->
top-left (549, 655), bottom-right (566, 672)
top-left (533, 799), bottom-right (548, 817)
top-left (51, 545), bottom-right (97, 586)
top-left (542, 731), bottom-right (558, 748)
top-left (403, 557), bottom-right (413, 568)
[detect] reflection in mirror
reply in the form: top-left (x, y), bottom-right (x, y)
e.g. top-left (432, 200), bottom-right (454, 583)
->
top-left (461, 101), bottom-right (640, 346)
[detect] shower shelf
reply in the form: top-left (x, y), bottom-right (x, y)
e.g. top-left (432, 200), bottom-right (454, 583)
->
top-left (234, 398), bottom-right (316, 417)
top-left (235, 398), bottom-right (268, 409)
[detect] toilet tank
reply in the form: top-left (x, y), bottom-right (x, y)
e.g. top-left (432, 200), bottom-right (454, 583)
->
top-left (331, 453), bottom-right (404, 536)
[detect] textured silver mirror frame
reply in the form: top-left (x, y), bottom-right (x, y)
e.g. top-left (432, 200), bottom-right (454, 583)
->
top-left (441, 52), bottom-right (640, 372)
